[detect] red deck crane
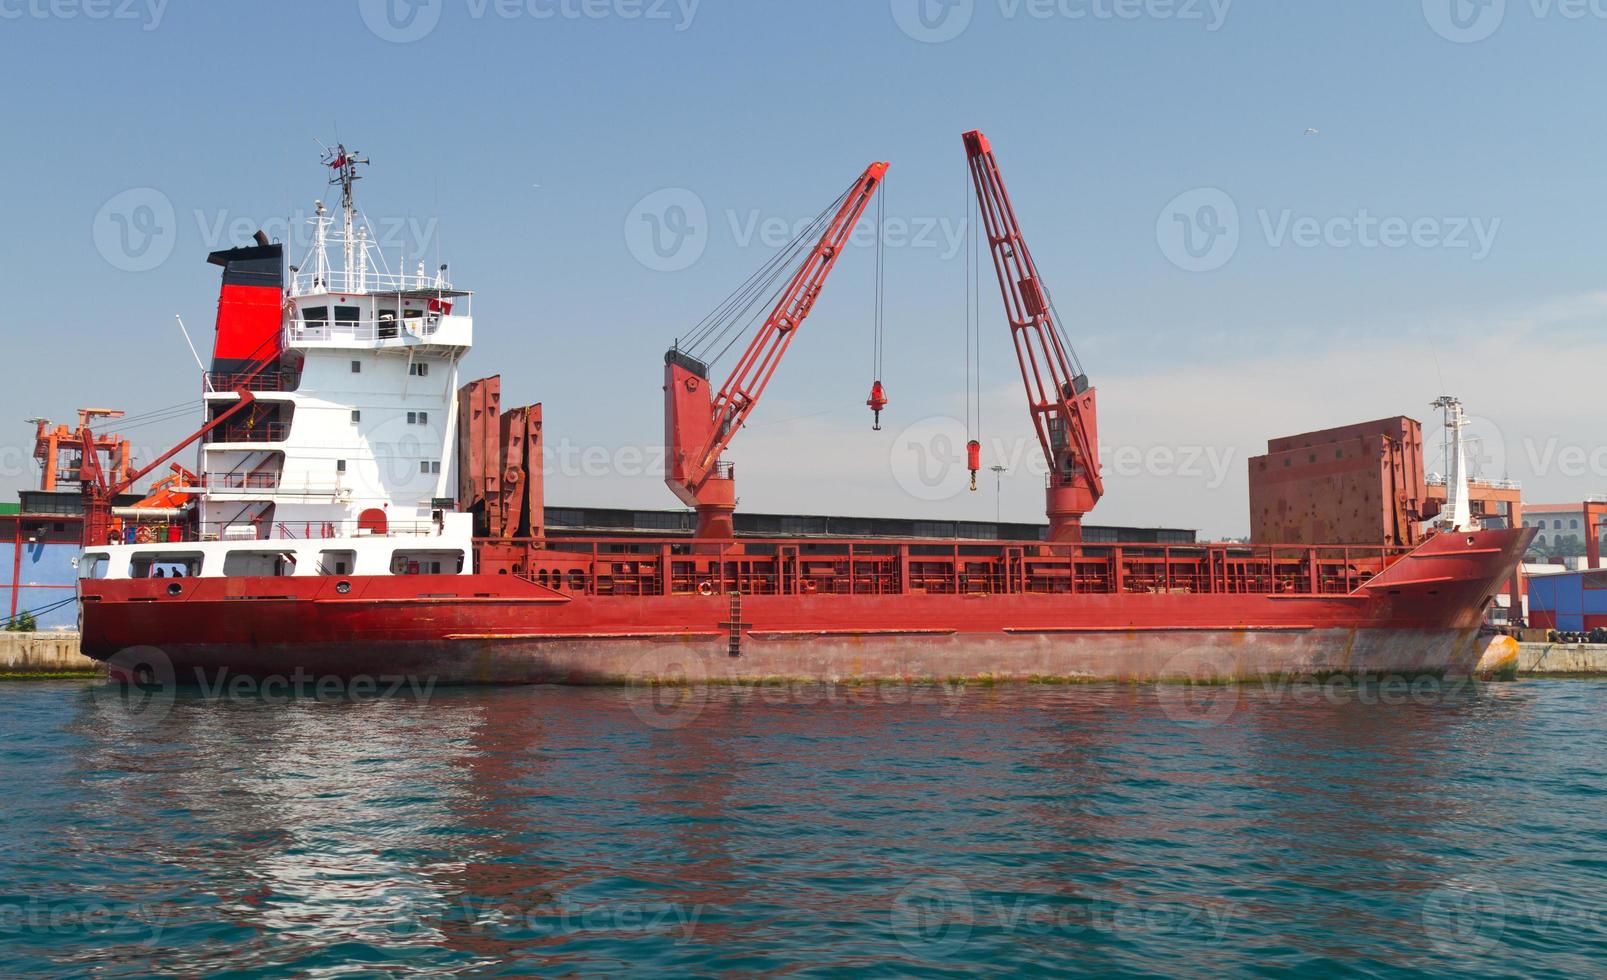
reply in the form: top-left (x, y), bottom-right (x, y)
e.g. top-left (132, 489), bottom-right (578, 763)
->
top-left (963, 130), bottom-right (1103, 543)
top-left (77, 391), bottom-right (260, 546)
top-left (665, 162), bottom-right (889, 539)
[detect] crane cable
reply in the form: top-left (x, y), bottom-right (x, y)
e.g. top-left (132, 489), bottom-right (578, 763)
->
top-left (964, 166), bottom-right (982, 491)
top-left (866, 185), bottom-right (888, 429)
top-left (678, 181), bottom-right (854, 369)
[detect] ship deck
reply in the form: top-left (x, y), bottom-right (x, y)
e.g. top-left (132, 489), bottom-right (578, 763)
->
top-left (475, 535), bottom-right (1415, 599)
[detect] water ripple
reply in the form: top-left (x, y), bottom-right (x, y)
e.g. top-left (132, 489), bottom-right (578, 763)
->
top-left (0, 679), bottom-right (1602, 976)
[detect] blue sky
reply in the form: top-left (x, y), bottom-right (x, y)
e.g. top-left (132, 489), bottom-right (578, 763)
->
top-left (1, 0), bottom-right (1603, 537)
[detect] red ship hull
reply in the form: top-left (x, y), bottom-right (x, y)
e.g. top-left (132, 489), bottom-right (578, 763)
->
top-left (77, 527), bottom-right (1532, 685)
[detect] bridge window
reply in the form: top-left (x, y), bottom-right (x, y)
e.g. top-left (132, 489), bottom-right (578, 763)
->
top-left (129, 552), bottom-right (203, 579)
top-left (334, 305), bottom-right (360, 327)
top-left (319, 550), bottom-right (356, 575)
top-left (223, 551), bottom-right (297, 577)
top-left (390, 549), bottom-right (464, 576)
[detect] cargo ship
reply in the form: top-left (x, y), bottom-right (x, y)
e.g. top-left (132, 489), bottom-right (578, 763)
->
top-left (74, 138), bottom-right (1533, 684)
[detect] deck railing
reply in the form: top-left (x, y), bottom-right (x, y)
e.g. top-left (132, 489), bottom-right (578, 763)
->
top-left (478, 536), bottom-right (1414, 600)
top-left (204, 371), bottom-right (299, 393)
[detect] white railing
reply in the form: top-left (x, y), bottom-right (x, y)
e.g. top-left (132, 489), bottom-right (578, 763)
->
top-left (291, 268), bottom-right (468, 297)
top-left (288, 314), bottom-right (467, 345)
top-left (1427, 473), bottom-right (1523, 491)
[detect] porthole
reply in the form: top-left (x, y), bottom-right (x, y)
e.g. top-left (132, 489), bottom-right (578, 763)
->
top-left (166, 583), bottom-right (182, 596)
top-left (336, 581), bottom-right (352, 595)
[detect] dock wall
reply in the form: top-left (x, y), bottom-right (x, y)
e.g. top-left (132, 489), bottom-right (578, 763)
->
top-left (0, 632), bottom-right (100, 674)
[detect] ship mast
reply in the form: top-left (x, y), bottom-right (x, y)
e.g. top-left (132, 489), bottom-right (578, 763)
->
top-left (1432, 395), bottom-right (1476, 532)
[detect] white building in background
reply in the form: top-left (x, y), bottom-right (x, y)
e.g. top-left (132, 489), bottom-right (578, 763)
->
top-left (1522, 500), bottom-right (1607, 555)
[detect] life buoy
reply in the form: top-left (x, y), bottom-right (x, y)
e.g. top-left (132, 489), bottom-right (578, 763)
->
top-left (697, 581), bottom-right (714, 596)
top-left (135, 526), bottom-right (155, 544)
top-left (802, 579), bottom-right (818, 594)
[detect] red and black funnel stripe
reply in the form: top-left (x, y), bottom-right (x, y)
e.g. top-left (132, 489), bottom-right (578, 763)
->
top-left (206, 239), bottom-right (284, 375)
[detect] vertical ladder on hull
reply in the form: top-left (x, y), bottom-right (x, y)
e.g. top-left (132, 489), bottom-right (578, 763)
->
top-left (720, 590), bottom-right (749, 658)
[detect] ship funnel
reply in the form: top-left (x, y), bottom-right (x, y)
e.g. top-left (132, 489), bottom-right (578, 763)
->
top-left (205, 237), bottom-right (285, 375)
top-left (253, 229), bottom-right (270, 247)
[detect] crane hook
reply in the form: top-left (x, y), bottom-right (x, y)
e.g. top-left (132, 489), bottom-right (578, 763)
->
top-left (866, 380), bottom-right (887, 431)
top-left (967, 439), bottom-right (981, 492)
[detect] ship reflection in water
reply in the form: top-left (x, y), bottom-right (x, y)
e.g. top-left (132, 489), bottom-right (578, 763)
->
top-left (0, 679), bottom-right (1600, 975)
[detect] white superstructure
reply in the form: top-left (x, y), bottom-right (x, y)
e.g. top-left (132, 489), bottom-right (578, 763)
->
top-left (82, 148), bottom-right (477, 581)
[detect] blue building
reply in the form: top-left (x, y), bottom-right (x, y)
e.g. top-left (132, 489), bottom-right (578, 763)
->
top-left (2, 503), bottom-right (82, 630)
top-left (1527, 568), bottom-right (1607, 632)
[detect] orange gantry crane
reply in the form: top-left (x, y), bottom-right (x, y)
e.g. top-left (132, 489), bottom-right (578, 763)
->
top-left (664, 162), bottom-right (888, 539)
top-left (964, 130), bottom-right (1103, 543)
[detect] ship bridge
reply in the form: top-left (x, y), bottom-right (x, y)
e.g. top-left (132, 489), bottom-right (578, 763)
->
top-left (195, 149), bottom-right (471, 542)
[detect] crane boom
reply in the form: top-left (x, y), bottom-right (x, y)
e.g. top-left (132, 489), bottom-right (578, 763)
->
top-left (963, 130), bottom-right (1102, 542)
top-left (665, 161), bottom-right (889, 539)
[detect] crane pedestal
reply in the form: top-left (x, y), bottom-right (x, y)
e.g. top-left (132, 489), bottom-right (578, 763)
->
top-left (693, 479), bottom-right (737, 540)
top-left (1046, 481), bottom-right (1096, 545)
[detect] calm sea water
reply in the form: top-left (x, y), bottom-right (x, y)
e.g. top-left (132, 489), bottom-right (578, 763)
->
top-left (0, 677), bottom-right (1602, 977)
